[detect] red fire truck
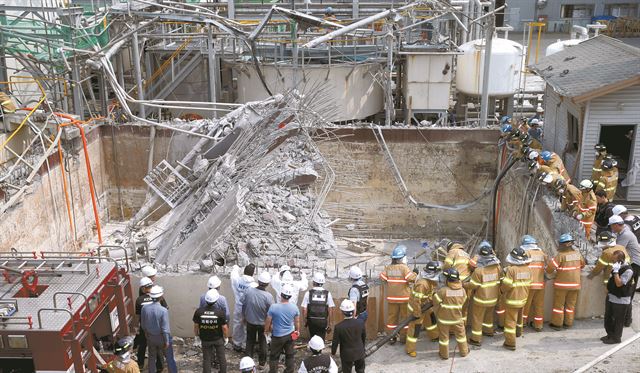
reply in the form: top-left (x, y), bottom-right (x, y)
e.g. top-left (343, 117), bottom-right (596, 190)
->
top-left (0, 252), bottom-right (135, 372)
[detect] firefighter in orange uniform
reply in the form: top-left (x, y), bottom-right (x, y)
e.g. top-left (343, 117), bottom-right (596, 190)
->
top-left (521, 235), bottom-right (548, 332)
top-left (380, 244), bottom-right (417, 344)
top-left (591, 143), bottom-right (607, 184)
top-left (546, 233), bottom-right (586, 330)
top-left (433, 268), bottom-right (468, 360)
top-left (557, 179), bottom-right (582, 213)
top-left (501, 248), bottom-right (532, 350)
top-left (405, 261), bottom-right (441, 357)
top-left (540, 151), bottom-right (571, 184)
top-left (587, 231), bottom-right (630, 286)
top-left (465, 241), bottom-right (501, 346)
top-left (443, 240), bottom-right (473, 322)
top-left (575, 179), bottom-right (597, 240)
top-left (596, 158), bottom-right (619, 201)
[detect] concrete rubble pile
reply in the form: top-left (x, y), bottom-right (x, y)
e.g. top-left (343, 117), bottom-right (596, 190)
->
top-left (126, 93), bottom-right (337, 270)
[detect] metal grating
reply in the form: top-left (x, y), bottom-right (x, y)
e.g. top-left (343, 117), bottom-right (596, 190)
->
top-left (143, 160), bottom-right (191, 208)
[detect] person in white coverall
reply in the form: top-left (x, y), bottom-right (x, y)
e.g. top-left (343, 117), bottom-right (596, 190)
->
top-left (272, 265), bottom-right (308, 305)
top-left (231, 263), bottom-right (257, 351)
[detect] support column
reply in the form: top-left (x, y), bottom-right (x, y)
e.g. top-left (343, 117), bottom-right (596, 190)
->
top-left (228, 0), bottom-right (235, 19)
top-left (479, 7), bottom-right (495, 127)
top-left (71, 62), bottom-right (84, 120)
top-left (207, 26), bottom-right (218, 119)
top-left (131, 32), bottom-right (145, 118)
top-left (353, 0), bottom-right (359, 19)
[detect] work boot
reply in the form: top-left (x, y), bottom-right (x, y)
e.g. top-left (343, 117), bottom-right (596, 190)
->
top-left (468, 339), bottom-right (481, 347)
top-left (502, 343), bottom-right (516, 351)
top-left (600, 336), bottom-right (610, 342)
top-left (407, 351), bottom-right (417, 357)
top-left (603, 337), bottom-right (621, 344)
top-left (482, 331), bottom-right (494, 337)
top-left (389, 337), bottom-right (397, 345)
top-left (563, 324), bottom-right (572, 329)
top-left (549, 324), bottom-right (563, 331)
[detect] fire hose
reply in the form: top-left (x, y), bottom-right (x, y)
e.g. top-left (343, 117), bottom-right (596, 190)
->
top-left (364, 301), bottom-right (434, 358)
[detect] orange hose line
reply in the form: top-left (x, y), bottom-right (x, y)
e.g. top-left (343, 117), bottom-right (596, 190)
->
top-left (58, 142), bottom-right (75, 236)
top-left (19, 109), bottom-right (105, 244)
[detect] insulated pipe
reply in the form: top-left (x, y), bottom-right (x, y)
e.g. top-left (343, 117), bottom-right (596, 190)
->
top-left (303, 2), bottom-right (422, 49)
top-left (571, 25), bottom-right (589, 40)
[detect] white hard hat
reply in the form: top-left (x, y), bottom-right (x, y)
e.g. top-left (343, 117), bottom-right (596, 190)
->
top-left (530, 118), bottom-right (539, 125)
top-left (239, 356), bottom-right (255, 371)
top-left (609, 215), bottom-right (624, 225)
top-left (258, 271), bottom-right (272, 284)
top-left (281, 283), bottom-right (295, 298)
top-left (149, 285), bottom-right (164, 299)
top-left (536, 106), bottom-right (544, 113)
top-left (139, 277), bottom-right (153, 288)
top-left (349, 266), bottom-right (363, 280)
top-left (308, 335), bottom-right (325, 351)
top-left (313, 272), bottom-right (326, 285)
top-left (612, 205), bottom-right (627, 215)
top-left (141, 266), bottom-right (157, 277)
top-left (279, 264), bottom-right (291, 273)
top-left (340, 299), bottom-right (355, 313)
top-left (579, 179), bottom-right (593, 190)
top-left (282, 271), bottom-right (293, 282)
top-left (205, 289), bottom-right (220, 304)
top-left (207, 275), bottom-right (222, 289)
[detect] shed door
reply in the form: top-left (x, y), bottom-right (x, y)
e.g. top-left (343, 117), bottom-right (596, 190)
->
top-left (598, 124), bottom-right (636, 201)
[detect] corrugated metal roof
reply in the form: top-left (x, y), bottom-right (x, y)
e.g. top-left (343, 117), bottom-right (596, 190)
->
top-left (530, 35), bottom-right (640, 98)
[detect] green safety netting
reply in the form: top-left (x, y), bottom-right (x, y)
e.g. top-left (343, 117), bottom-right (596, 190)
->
top-left (0, 12), bottom-right (110, 65)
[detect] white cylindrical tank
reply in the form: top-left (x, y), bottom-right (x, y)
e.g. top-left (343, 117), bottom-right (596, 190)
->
top-left (456, 38), bottom-right (524, 97)
top-left (545, 39), bottom-right (582, 56)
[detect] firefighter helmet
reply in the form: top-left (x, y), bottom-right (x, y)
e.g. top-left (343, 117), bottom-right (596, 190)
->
top-left (391, 244), bottom-right (407, 259)
top-left (540, 151), bottom-right (552, 162)
top-left (509, 247), bottom-right (529, 262)
top-left (558, 233), bottom-right (574, 244)
top-left (443, 268), bottom-right (460, 281)
top-left (521, 235), bottom-right (537, 246)
top-left (114, 336), bottom-right (134, 355)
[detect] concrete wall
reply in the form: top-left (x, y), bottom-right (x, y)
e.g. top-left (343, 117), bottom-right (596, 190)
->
top-left (316, 127), bottom-right (499, 240)
top-left (495, 166), bottom-right (608, 319)
top-left (99, 125), bottom-right (199, 221)
top-left (0, 126), bottom-right (108, 252)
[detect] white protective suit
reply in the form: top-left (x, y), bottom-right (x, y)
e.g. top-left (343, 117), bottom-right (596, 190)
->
top-left (230, 265), bottom-right (257, 348)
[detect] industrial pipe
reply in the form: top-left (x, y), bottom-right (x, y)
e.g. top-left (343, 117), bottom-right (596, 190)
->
top-left (303, 2), bottom-right (421, 49)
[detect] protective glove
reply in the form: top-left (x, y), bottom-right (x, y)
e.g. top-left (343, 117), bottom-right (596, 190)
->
top-left (265, 332), bottom-right (272, 345)
top-left (193, 336), bottom-right (202, 348)
top-left (224, 337), bottom-right (229, 346)
top-left (412, 267), bottom-right (419, 275)
top-left (575, 214), bottom-right (583, 220)
top-left (611, 262), bottom-right (622, 274)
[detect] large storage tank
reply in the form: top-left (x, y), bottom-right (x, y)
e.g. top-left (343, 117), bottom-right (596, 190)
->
top-left (545, 39), bottom-right (582, 56)
top-left (456, 38), bottom-right (524, 97)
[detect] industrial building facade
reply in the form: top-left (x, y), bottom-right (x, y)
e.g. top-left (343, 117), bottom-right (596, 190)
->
top-left (506, 0), bottom-right (640, 31)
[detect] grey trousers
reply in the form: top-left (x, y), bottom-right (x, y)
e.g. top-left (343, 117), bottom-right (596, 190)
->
top-left (202, 339), bottom-right (226, 373)
top-left (146, 334), bottom-right (166, 373)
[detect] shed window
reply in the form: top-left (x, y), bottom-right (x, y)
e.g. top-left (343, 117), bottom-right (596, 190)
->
top-left (567, 112), bottom-right (580, 153)
top-left (561, 5), bottom-right (594, 18)
top-left (605, 3), bottom-right (638, 17)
